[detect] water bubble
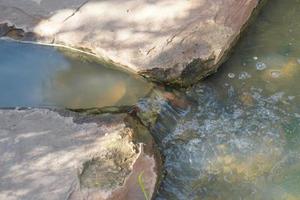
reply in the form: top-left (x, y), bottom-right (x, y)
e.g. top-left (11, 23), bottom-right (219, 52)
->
top-left (228, 73), bottom-right (235, 79)
top-left (238, 72), bottom-right (252, 80)
top-left (256, 62), bottom-right (267, 70)
top-left (288, 96), bottom-right (295, 101)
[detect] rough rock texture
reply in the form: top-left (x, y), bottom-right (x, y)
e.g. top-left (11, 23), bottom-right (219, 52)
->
top-left (0, 108), bottom-right (160, 200)
top-left (0, 0), bottom-right (263, 86)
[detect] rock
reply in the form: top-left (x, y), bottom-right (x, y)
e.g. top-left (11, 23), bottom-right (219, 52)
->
top-left (262, 57), bottom-right (299, 81)
top-left (135, 86), bottom-right (192, 144)
top-left (0, 108), bottom-right (161, 200)
top-left (0, 0), bottom-right (265, 86)
top-left (0, 23), bottom-right (9, 36)
top-left (239, 92), bottom-right (254, 106)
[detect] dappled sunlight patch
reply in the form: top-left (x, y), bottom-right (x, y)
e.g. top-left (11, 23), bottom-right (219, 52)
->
top-left (0, 109), bottom-right (160, 200)
top-left (34, 9), bottom-right (74, 36)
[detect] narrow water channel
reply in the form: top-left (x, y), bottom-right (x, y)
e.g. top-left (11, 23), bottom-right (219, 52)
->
top-left (0, 40), bottom-right (152, 108)
top-left (150, 0), bottom-right (300, 199)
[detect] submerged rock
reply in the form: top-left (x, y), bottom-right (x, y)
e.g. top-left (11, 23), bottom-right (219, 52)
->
top-left (0, 108), bottom-right (161, 200)
top-left (0, 40), bottom-right (153, 109)
top-left (0, 0), bottom-right (265, 86)
top-left (260, 56), bottom-right (299, 80)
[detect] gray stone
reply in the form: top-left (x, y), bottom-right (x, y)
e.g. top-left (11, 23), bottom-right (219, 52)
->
top-left (0, 23), bottom-right (9, 36)
top-left (0, 108), bottom-right (160, 200)
top-left (0, 0), bottom-right (264, 86)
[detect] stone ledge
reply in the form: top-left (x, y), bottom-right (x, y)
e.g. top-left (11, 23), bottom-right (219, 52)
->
top-left (0, 0), bottom-right (265, 86)
top-left (0, 108), bottom-right (161, 200)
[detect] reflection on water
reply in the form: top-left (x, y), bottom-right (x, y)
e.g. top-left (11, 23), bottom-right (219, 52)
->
top-left (150, 0), bottom-right (300, 199)
top-left (0, 40), bottom-right (152, 108)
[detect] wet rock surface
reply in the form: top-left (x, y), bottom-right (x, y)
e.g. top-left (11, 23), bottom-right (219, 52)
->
top-left (134, 0), bottom-right (300, 198)
top-left (0, 108), bottom-right (160, 200)
top-left (0, 0), bottom-right (264, 86)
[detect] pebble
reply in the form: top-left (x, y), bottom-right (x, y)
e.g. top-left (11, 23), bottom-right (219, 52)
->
top-left (297, 58), bottom-right (300, 64)
top-left (253, 56), bottom-right (258, 60)
top-left (270, 70), bottom-right (281, 78)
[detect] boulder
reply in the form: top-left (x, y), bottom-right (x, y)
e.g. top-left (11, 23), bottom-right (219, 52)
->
top-left (0, 0), bottom-right (265, 86)
top-left (0, 108), bottom-right (161, 200)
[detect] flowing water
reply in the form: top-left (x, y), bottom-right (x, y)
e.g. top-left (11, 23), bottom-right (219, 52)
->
top-left (0, 40), bottom-right (152, 108)
top-left (147, 0), bottom-right (300, 199)
top-left (1, 0), bottom-right (300, 199)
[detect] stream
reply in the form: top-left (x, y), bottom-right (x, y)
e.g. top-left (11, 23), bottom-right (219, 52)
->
top-left (148, 0), bottom-right (300, 199)
top-left (0, 0), bottom-right (300, 199)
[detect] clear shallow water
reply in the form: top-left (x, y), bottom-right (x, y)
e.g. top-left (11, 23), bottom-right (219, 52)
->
top-left (148, 0), bottom-right (300, 199)
top-left (0, 40), bottom-right (152, 108)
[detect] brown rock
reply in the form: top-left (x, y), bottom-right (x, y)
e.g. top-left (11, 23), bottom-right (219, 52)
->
top-left (0, 108), bottom-right (161, 200)
top-left (239, 92), bottom-right (254, 106)
top-left (0, 23), bottom-right (9, 36)
top-left (0, 0), bottom-right (265, 86)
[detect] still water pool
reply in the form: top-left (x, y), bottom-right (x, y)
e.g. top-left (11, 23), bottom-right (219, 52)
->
top-left (148, 0), bottom-right (300, 199)
top-left (0, 40), bottom-right (152, 108)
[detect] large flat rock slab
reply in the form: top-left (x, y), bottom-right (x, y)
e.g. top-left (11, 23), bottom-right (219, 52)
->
top-left (0, 108), bottom-right (160, 200)
top-left (0, 0), bottom-right (262, 85)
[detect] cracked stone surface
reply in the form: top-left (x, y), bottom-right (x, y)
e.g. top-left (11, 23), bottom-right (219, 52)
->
top-left (0, 108), bottom-right (160, 200)
top-left (0, 0), bottom-right (263, 86)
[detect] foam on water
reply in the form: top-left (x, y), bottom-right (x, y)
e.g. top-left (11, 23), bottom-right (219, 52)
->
top-left (152, 0), bottom-right (300, 199)
top-left (154, 83), bottom-right (300, 199)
